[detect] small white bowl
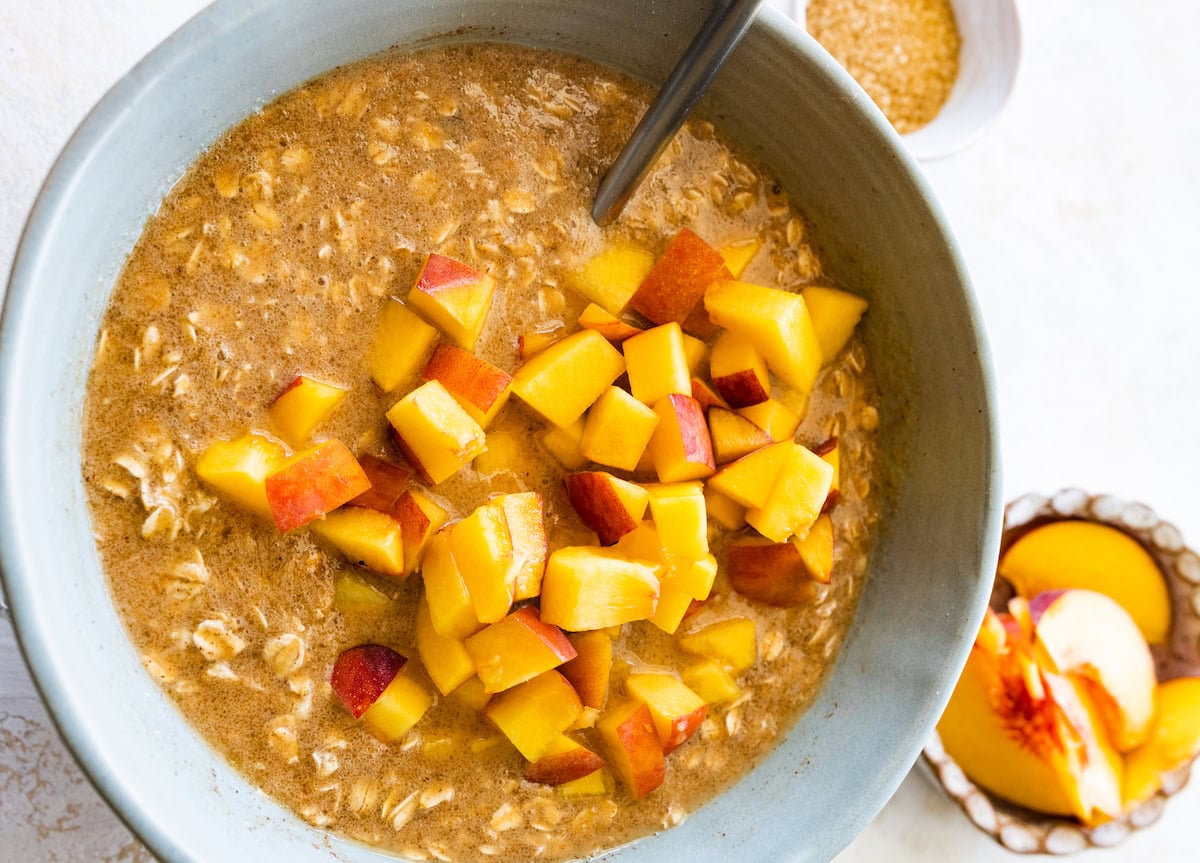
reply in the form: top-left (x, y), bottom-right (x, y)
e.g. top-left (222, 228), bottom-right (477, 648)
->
top-left (794, 0), bottom-right (1022, 160)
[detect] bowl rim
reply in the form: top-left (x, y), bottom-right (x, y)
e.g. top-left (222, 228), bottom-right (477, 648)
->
top-left (0, 2), bottom-right (1003, 861)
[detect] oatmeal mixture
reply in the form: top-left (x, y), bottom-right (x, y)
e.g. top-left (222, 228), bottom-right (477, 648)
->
top-left (82, 44), bottom-right (880, 862)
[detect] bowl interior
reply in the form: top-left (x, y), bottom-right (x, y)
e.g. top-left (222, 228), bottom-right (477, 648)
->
top-left (0, 1), bottom-right (1001, 861)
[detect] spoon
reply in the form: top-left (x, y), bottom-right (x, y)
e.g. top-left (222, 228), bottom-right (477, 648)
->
top-left (592, 0), bottom-right (768, 226)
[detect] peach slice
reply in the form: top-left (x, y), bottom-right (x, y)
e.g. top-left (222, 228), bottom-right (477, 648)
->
top-left (331, 644), bottom-right (408, 718)
top-left (1028, 589), bottom-right (1157, 752)
top-left (561, 630), bottom-right (613, 710)
top-left (623, 323), bottom-right (692, 407)
top-left (647, 394), bottom-right (715, 482)
top-left (705, 441), bottom-right (791, 509)
top-left (736, 398), bottom-right (800, 443)
top-left (195, 432), bottom-right (287, 518)
top-left (630, 228), bottom-right (731, 326)
top-left (495, 492), bottom-right (548, 601)
top-left (386, 380), bottom-right (487, 485)
top-left (745, 443), bottom-right (834, 543)
top-left (465, 606), bottom-right (577, 693)
top-left (704, 279), bottom-right (821, 395)
top-left (451, 502), bottom-right (516, 624)
top-left (703, 486), bottom-right (746, 531)
top-left (998, 520), bottom-right (1171, 645)
top-left (645, 482), bottom-right (708, 562)
top-left (311, 507), bottom-right (406, 577)
top-left (540, 547), bottom-right (661, 631)
top-left (689, 377), bottom-right (728, 413)
top-left (794, 513), bottom-right (834, 585)
top-left (370, 299), bottom-right (439, 393)
top-left (517, 325), bottom-right (566, 359)
top-left (1123, 677), bottom-right (1200, 806)
top-left (651, 555), bottom-right (717, 633)
top-left (420, 530), bottom-right (482, 641)
top-left (558, 768), bottom-right (615, 799)
top-left (567, 241), bottom-right (656, 314)
top-left (707, 406), bottom-right (772, 465)
top-left (361, 671), bottom-right (435, 744)
top-left (564, 472), bottom-right (650, 545)
top-left (268, 375), bottom-right (347, 447)
top-left (406, 252), bottom-right (496, 350)
top-left (264, 440), bottom-right (371, 531)
top-left (597, 700), bottom-right (666, 798)
top-left (415, 594), bottom-right (476, 696)
top-left (525, 735), bottom-right (607, 785)
top-left (541, 416), bottom-right (589, 470)
top-left (717, 237), bottom-right (761, 279)
top-left (347, 454), bottom-right (412, 515)
top-left (421, 343), bottom-right (513, 428)
top-left (393, 489), bottom-right (448, 575)
top-left (484, 670), bottom-right (583, 761)
top-left (726, 537), bottom-right (817, 608)
top-left (681, 659), bottom-right (741, 705)
top-left (800, 285), bottom-right (868, 364)
top-left (625, 672), bottom-right (708, 753)
top-left (511, 329), bottom-right (626, 428)
top-left (579, 386), bottom-right (660, 471)
top-left (709, 331), bottom-right (770, 407)
top-left (679, 618), bottom-right (757, 673)
top-left (578, 303), bottom-right (643, 342)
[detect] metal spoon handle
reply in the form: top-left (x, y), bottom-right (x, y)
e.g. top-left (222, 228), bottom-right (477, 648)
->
top-left (592, 0), bottom-right (767, 226)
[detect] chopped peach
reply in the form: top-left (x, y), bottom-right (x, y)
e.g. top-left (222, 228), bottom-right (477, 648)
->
top-left (564, 472), bottom-right (650, 545)
top-left (814, 436), bottom-right (841, 495)
top-left (737, 398), bottom-right (800, 442)
top-left (625, 672), bottom-right (708, 753)
top-left (558, 767), bottom-right (615, 798)
top-left (704, 279), bottom-right (821, 395)
top-left (331, 644), bottom-right (407, 718)
top-left (465, 606), bottom-right (577, 693)
top-left (708, 406), bottom-right (772, 465)
top-left (525, 735), bottom-right (607, 785)
top-left (386, 380), bottom-right (487, 485)
top-left (473, 427), bottom-right (519, 475)
top-left (579, 386), bottom-right (660, 471)
top-left (195, 432), bottom-right (287, 518)
top-left (540, 547), bottom-right (661, 631)
top-left (406, 252), bottom-right (496, 350)
top-left (679, 618), bottom-right (757, 672)
top-left (567, 241), bottom-right (656, 314)
top-left (800, 285), bottom-right (868, 364)
top-left (717, 237), bottom-right (761, 279)
top-left (631, 228), bottom-right (731, 326)
top-left (613, 522), bottom-right (665, 563)
top-left (1124, 678), bottom-right (1200, 806)
top-left (645, 483), bottom-right (708, 561)
top-left (451, 675), bottom-right (492, 712)
top-left (649, 584), bottom-right (694, 635)
top-left (705, 441), bottom-right (791, 509)
top-left (541, 417), bottom-right (589, 470)
top-left (347, 454), bottom-right (412, 515)
top-left (265, 440), bottom-right (371, 531)
top-left (511, 329), bottom-right (626, 428)
top-left (517, 325), bottom-right (566, 359)
top-left (680, 303), bottom-right (716, 340)
top-left (394, 489), bottom-right (448, 574)
top-left (709, 331), bottom-right (770, 407)
top-left (651, 557), bottom-right (717, 634)
top-left (623, 323), bottom-right (692, 407)
top-left (578, 303), bottom-right (642, 342)
top-left (561, 630), bottom-right (613, 710)
top-left (680, 333), bottom-right (708, 377)
top-left (648, 394), bottom-right (715, 482)
top-left (362, 671), bottom-right (434, 743)
top-left (795, 513), bottom-right (834, 584)
top-left (311, 507), bottom-right (405, 577)
top-left (370, 299), bottom-right (439, 393)
top-left (727, 537), bottom-right (817, 607)
top-left (420, 530), bottom-right (482, 640)
top-left (597, 700), bottom-right (665, 798)
top-left (689, 377), bottom-right (728, 412)
top-left (495, 493), bottom-right (548, 601)
top-left (681, 659), bottom-right (741, 705)
top-left (451, 502), bottom-right (516, 623)
top-left (421, 344), bottom-right (512, 428)
top-left (333, 573), bottom-right (392, 616)
top-left (745, 443), bottom-right (834, 542)
top-left (484, 670), bottom-right (583, 761)
top-left (703, 486), bottom-right (747, 531)
top-left (416, 594), bottom-right (476, 695)
top-left (268, 375), bottom-right (347, 447)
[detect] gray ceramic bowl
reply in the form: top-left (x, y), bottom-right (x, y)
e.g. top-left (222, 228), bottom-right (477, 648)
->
top-left (0, 1), bottom-right (1001, 861)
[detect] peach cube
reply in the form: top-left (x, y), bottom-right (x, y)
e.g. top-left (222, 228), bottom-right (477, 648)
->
top-left (561, 630), bottom-right (614, 710)
top-left (416, 594), bottom-right (476, 695)
top-left (704, 279), bottom-right (821, 395)
top-left (512, 329), bottom-right (626, 428)
top-left (362, 671), bottom-right (434, 743)
top-left (517, 325), bottom-right (566, 359)
top-left (564, 472), bottom-right (650, 545)
top-left (347, 454), bottom-right (412, 516)
top-left (705, 441), bottom-right (792, 509)
top-left (195, 432), bottom-right (287, 518)
top-left (597, 700), bottom-right (666, 798)
top-left (579, 386), bottom-right (660, 471)
top-left (630, 228), bottom-right (730, 326)
top-left (465, 606), bottom-right (577, 693)
top-left (540, 547), bottom-right (661, 631)
top-left (450, 675), bottom-right (492, 712)
top-left (394, 488), bottom-right (448, 575)
top-left (558, 768), bottom-right (615, 799)
top-left (737, 398), bottom-right (800, 442)
top-left (578, 303), bottom-right (643, 342)
top-left (541, 417), bottom-right (589, 470)
top-left (801, 285), bottom-right (868, 364)
top-left (567, 241), bottom-right (656, 314)
top-left (333, 573), bottom-right (392, 616)
top-left (268, 375), bottom-right (348, 447)
top-left (311, 507), bottom-right (405, 577)
top-left (525, 735), bottom-right (607, 785)
top-left (689, 377), bottom-right (728, 412)
top-left (707, 406), bottom-right (772, 465)
top-left (795, 513), bottom-right (834, 584)
top-left (421, 343), bottom-right (512, 427)
top-left (681, 659), bottom-right (741, 705)
top-left (745, 443), bottom-right (834, 542)
top-left (726, 536), bottom-right (817, 607)
top-left (717, 237), bottom-right (761, 279)
top-left (709, 331), bottom-right (770, 407)
top-left (451, 502), bottom-right (516, 623)
top-left (646, 483), bottom-right (708, 562)
top-left (331, 644), bottom-right (407, 718)
top-left (648, 394), bottom-right (715, 482)
top-left (386, 380), bottom-right (487, 485)
top-left (679, 618), bottom-right (757, 673)
top-left (407, 252), bottom-right (496, 350)
top-left (625, 672), bottom-right (708, 753)
top-left (420, 530), bottom-right (482, 640)
top-left (495, 493), bottom-right (548, 601)
top-left (703, 486), bottom-right (747, 531)
top-left (484, 670), bottom-right (583, 761)
top-left (681, 333), bottom-right (708, 376)
top-left (370, 299), bottom-right (439, 393)
top-left (264, 440), bottom-right (371, 531)
top-left (473, 427), bottom-right (519, 475)
top-left (815, 437), bottom-right (841, 495)
top-left (623, 323), bottom-right (692, 406)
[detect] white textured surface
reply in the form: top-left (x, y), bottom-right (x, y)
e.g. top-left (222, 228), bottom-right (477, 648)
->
top-left (2, 0), bottom-right (1198, 860)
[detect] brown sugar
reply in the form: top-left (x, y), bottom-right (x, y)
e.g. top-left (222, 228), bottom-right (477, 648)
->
top-left (806, 0), bottom-right (962, 134)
